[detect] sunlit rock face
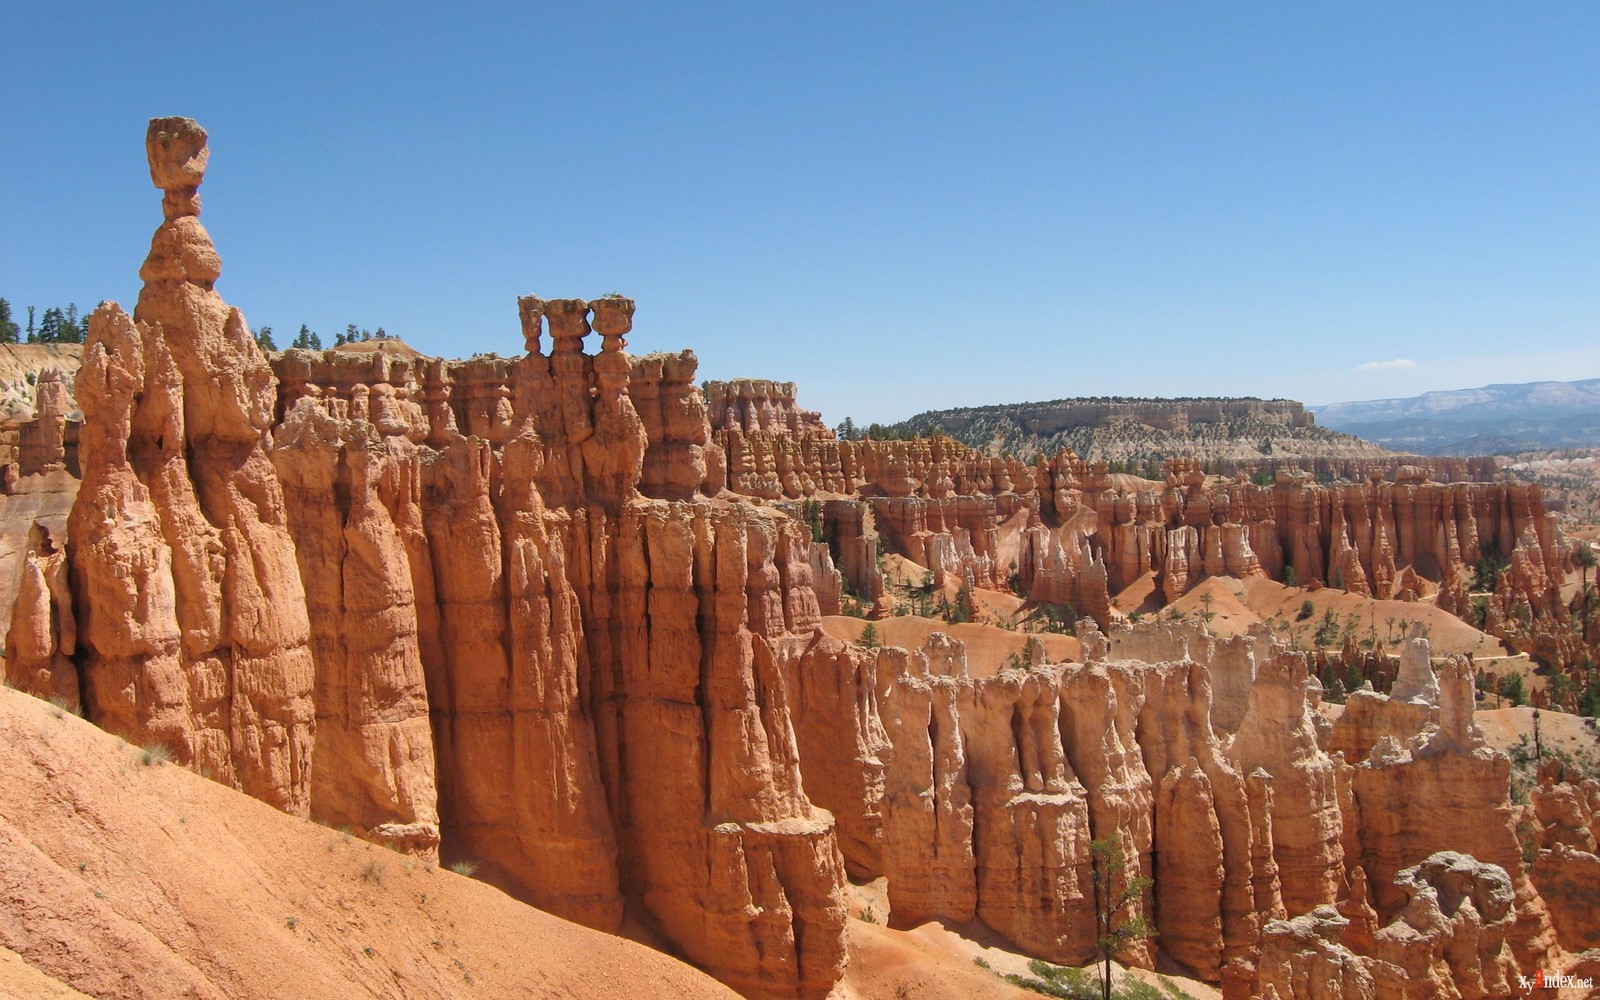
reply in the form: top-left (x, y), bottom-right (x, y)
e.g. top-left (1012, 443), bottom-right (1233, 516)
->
top-left (23, 116), bottom-right (1588, 1000)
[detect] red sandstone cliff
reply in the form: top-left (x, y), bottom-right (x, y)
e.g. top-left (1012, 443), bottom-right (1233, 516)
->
top-left (11, 117), bottom-right (1593, 1000)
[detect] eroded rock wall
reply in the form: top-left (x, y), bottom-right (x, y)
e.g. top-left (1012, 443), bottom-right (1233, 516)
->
top-left (41, 118), bottom-right (849, 1000)
top-left (23, 116), bottom-right (1582, 1000)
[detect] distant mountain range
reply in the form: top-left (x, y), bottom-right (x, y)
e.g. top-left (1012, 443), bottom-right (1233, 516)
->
top-left (1313, 378), bottom-right (1600, 454)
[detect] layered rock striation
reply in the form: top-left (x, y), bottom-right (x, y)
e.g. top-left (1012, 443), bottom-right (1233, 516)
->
top-left (776, 617), bottom-right (1559, 996)
top-left (35, 119), bottom-right (849, 1000)
top-left (10, 117), bottom-right (1586, 1000)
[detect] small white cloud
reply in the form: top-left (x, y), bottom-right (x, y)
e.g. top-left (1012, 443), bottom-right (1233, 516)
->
top-left (1355, 358), bottom-right (1418, 372)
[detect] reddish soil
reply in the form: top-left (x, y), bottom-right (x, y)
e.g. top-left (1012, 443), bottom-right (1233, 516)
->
top-left (0, 686), bottom-right (738, 1000)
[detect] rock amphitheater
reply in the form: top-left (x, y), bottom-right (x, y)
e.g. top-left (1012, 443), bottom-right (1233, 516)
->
top-left (3, 117), bottom-right (1598, 999)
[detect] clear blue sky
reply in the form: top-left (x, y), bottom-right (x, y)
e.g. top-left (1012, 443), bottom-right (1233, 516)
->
top-left (4, 3), bottom-right (1597, 424)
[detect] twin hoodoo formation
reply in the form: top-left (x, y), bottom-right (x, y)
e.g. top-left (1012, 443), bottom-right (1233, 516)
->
top-left (8, 118), bottom-right (1599, 999)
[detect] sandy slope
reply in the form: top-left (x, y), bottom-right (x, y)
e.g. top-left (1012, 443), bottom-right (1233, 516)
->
top-left (821, 615), bottom-right (1080, 676)
top-left (0, 686), bottom-right (738, 1000)
top-left (1155, 575), bottom-right (1509, 658)
top-left (0, 945), bottom-right (92, 1000)
top-left (1476, 706), bottom-right (1600, 763)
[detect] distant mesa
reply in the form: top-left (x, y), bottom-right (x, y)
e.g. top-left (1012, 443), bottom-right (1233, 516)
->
top-left (873, 394), bottom-right (1391, 469)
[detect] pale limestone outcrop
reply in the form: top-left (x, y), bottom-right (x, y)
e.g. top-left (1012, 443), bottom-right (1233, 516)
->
top-left (1370, 852), bottom-right (1519, 1000)
top-left (16, 369), bottom-right (74, 476)
top-left (1255, 852), bottom-right (1519, 1000)
top-left (1327, 640), bottom-right (1437, 764)
top-left (1256, 907), bottom-right (1387, 1000)
top-left (1530, 760), bottom-right (1600, 951)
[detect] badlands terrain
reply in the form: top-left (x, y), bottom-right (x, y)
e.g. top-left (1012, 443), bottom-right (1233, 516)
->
top-left (3, 117), bottom-right (1600, 1000)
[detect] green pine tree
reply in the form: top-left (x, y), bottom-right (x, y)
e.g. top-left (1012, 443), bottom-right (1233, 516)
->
top-left (0, 299), bottom-right (19, 344)
top-left (1090, 834), bottom-right (1155, 1000)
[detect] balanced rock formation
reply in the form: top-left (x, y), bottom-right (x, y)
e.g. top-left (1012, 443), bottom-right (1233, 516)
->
top-left (12, 117), bottom-right (1590, 1000)
top-left (69, 118), bottom-right (316, 813)
top-left (33, 118), bottom-right (850, 999)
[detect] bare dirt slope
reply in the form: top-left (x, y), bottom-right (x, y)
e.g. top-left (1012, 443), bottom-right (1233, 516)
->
top-left (0, 686), bottom-right (739, 1000)
top-left (0, 944), bottom-right (92, 1000)
top-left (1476, 706), bottom-right (1600, 763)
top-left (821, 615), bottom-right (1080, 675)
top-left (1158, 575), bottom-right (1509, 658)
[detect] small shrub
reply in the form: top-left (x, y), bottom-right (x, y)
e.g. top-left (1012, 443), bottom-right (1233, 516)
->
top-left (285, 916), bottom-right (298, 930)
top-left (1001, 959), bottom-right (1096, 999)
top-left (361, 859), bottom-right (386, 885)
top-left (140, 743), bottom-right (173, 766)
top-left (1296, 599), bottom-right (1314, 621)
top-left (448, 859), bottom-right (479, 876)
top-left (860, 905), bottom-right (877, 924)
top-left (1473, 551), bottom-right (1509, 592)
top-left (859, 622), bottom-right (880, 649)
top-left (1499, 673), bottom-right (1526, 708)
top-left (1314, 610), bottom-right (1339, 647)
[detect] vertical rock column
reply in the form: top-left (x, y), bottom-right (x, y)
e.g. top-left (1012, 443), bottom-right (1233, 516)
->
top-left (419, 329), bottom-right (625, 930)
top-left (70, 118), bottom-right (315, 811)
top-left (1229, 651), bottom-right (1345, 916)
top-left (5, 525), bottom-right (77, 708)
top-left (879, 645), bottom-right (978, 927)
top-left (271, 403), bottom-right (439, 854)
top-left (525, 300), bottom-right (846, 997)
top-left (966, 667), bottom-right (1096, 965)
